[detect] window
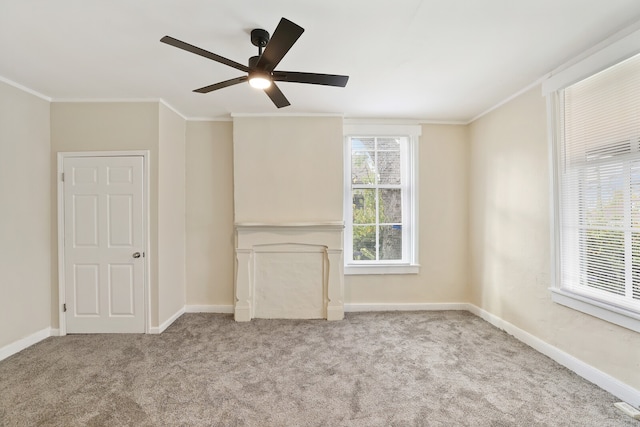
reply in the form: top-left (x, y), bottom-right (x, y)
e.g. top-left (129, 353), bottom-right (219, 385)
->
top-left (343, 124), bottom-right (420, 275)
top-left (545, 31), bottom-right (640, 332)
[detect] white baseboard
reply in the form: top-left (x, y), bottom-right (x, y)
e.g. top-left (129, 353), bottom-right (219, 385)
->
top-left (148, 305), bottom-right (232, 333)
top-left (185, 304), bottom-right (234, 314)
top-left (149, 306), bottom-right (186, 334)
top-left (0, 327), bottom-right (52, 362)
top-left (345, 302), bottom-right (469, 312)
top-left (466, 304), bottom-right (640, 408)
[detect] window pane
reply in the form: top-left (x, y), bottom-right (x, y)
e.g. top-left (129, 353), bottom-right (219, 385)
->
top-left (379, 189), bottom-right (402, 223)
top-left (377, 137), bottom-right (400, 151)
top-left (582, 163), bottom-right (624, 228)
top-left (380, 225), bottom-right (402, 260)
top-left (351, 151), bottom-right (375, 184)
top-left (580, 229), bottom-right (625, 295)
top-left (352, 189), bottom-right (376, 224)
top-left (377, 150), bottom-right (401, 185)
top-left (354, 137), bottom-right (375, 151)
top-left (353, 225), bottom-right (376, 260)
top-left (632, 232), bottom-right (640, 300)
top-left (633, 164), bottom-right (640, 300)
top-left (631, 160), bottom-right (640, 228)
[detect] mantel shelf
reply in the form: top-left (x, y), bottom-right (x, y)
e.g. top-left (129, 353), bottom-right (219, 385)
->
top-left (235, 222), bottom-right (344, 232)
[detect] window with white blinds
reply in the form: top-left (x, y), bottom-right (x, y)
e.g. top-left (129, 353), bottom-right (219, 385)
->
top-left (555, 51), bottom-right (640, 326)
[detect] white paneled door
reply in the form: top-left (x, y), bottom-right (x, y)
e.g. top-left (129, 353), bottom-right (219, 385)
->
top-left (63, 156), bottom-right (145, 333)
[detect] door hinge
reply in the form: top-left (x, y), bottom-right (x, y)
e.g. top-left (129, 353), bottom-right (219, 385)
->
top-left (63, 303), bottom-right (67, 312)
top-left (61, 172), bottom-right (65, 182)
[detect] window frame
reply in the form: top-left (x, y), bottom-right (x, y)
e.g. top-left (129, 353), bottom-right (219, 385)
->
top-left (343, 124), bottom-right (420, 275)
top-left (544, 27), bottom-right (640, 333)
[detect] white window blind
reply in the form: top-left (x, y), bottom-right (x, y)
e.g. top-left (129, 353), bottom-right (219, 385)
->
top-left (558, 52), bottom-right (640, 314)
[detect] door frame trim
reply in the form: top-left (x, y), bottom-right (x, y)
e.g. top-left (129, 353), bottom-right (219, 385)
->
top-left (57, 151), bottom-right (151, 335)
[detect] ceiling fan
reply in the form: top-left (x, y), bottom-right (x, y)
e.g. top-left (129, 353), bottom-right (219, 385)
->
top-left (160, 17), bottom-right (349, 108)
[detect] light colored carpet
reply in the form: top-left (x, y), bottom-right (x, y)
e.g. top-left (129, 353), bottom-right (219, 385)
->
top-left (0, 311), bottom-right (636, 426)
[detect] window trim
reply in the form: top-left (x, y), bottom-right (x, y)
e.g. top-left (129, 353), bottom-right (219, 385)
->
top-left (343, 124), bottom-right (420, 275)
top-left (551, 289), bottom-right (640, 333)
top-left (545, 25), bottom-right (640, 333)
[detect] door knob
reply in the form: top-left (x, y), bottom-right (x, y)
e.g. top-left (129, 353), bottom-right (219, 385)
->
top-left (132, 252), bottom-right (141, 258)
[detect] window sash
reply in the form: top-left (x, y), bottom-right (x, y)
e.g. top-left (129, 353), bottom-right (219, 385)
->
top-left (345, 135), bottom-right (412, 265)
top-left (559, 161), bottom-right (640, 311)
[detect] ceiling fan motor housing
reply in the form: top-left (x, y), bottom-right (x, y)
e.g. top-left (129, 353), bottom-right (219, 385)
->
top-left (248, 55), bottom-right (260, 69)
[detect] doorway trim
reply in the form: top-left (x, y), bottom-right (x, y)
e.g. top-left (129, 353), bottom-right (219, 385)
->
top-left (57, 151), bottom-right (151, 335)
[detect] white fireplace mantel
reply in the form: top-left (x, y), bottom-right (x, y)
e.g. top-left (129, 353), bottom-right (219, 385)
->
top-left (234, 222), bottom-right (344, 322)
top-left (236, 222), bottom-right (345, 231)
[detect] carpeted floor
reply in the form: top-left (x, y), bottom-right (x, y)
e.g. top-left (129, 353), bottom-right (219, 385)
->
top-left (0, 311), bottom-right (637, 426)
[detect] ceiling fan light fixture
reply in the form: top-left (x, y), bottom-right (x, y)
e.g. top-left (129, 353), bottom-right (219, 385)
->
top-left (249, 74), bottom-right (271, 89)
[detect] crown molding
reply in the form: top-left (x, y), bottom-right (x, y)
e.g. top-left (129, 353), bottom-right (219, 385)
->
top-left (0, 76), bottom-right (52, 102)
top-left (187, 116), bottom-right (233, 122)
top-left (159, 98), bottom-right (188, 120)
top-left (52, 97), bottom-right (160, 103)
top-left (467, 75), bottom-right (550, 125)
top-left (231, 112), bottom-right (344, 118)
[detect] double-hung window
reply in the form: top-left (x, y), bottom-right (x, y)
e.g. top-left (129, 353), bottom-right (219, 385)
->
top-left (545, 30), bottom-right (640, 332)
top-left (343, 124), bottom-right (420, 275)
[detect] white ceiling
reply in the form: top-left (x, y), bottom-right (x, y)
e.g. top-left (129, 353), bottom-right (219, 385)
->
top-left (2, 1), bottom-right (640, 122)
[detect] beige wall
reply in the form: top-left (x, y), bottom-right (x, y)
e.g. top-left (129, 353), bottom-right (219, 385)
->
top-left (188, 119), bottom-right (470, 307)
top-left (50, 102), bottom-right (161, 327)
top-left (158, 104), bottom-right (187, 323)
top-left (185, 121), bottom-right (235, 306)
top-left (0, 81), bottom-right (51, 349)
top-left (233, 116), bottom-right (343, 223)
top-left (345, 124), bottom-right (469, 304)
top-left (468, 86), bottom-right (640, 390)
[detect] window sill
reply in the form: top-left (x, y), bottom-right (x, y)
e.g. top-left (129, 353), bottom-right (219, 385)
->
top-left (344, 264), bottom-right (420, 275)
top-left (550, 288), bottom-right (640, 333)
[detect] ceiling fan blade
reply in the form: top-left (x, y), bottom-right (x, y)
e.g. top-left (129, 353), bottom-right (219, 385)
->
top-left (193, 76), bottom-right (248, 93)
top-left (264, 82), bottom-right (290, 108)
top-left (161, 36), bottom-right (250, 73)
top-left (273, 71), bottom-right (349, 87)
top-left (256, 18), bottom-right (304, 72)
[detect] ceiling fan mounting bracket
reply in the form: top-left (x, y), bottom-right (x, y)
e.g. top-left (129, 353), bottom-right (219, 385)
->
top-left (250, 29), bottom-right (270, 48)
